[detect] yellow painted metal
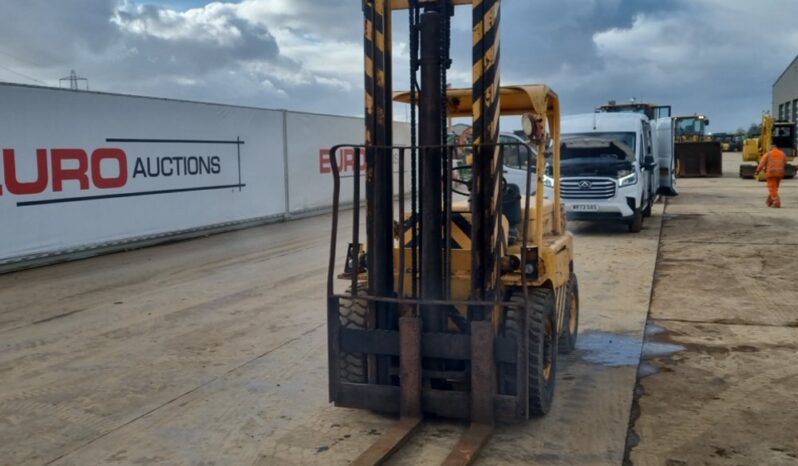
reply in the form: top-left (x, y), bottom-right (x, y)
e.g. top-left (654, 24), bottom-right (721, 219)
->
top-left (742, 138), bottom-right (760, 163)
top-left (502, 234), bottom-right (573, 289)
top-left (394, 85), bottom-right (559, 118)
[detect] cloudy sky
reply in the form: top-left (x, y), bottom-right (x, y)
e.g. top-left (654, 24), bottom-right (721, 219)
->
top-left (1, 0), bottom-right (796, 132)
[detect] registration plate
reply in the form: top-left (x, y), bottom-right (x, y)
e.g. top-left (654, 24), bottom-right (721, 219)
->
top-left (568, 204), bottom-right (599, 212)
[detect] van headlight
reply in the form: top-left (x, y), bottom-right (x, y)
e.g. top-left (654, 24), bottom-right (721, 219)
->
top-left (618, 173), bottom-right (637, 187)
top-left (543, 175), bottom-right (554, 188)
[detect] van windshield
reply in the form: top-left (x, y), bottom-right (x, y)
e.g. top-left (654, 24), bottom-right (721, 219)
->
top-left (563, 132), bottom-right (636, 155)
top-left (552, 133), bottom-right (637, 178)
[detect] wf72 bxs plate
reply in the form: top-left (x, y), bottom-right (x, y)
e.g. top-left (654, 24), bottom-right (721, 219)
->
top-left (567, 204), bottom-right (599, 212)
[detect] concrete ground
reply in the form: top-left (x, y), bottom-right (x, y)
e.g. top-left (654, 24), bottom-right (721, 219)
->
top-left (0, 153), bottom-right (794, 465)
top-left (1, 201), bottom-right (661, 465)
top-left (628, 153), bottom-right (798, 466)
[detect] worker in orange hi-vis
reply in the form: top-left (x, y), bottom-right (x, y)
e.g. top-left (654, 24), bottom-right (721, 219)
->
top-left (756, 144), bottom-right (787, 208)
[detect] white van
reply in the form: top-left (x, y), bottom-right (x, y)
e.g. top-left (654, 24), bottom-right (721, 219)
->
top-left (652, 117), bottom-right (678, 195)
top-left (544, 113), bottom-right (658, 232)
top-left (455, 132), bottom-right (537, 195)
top-left (500, 132), bottom-right (536, 194)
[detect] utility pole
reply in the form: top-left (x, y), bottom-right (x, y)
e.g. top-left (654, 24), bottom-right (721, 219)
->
top-left (59, 70), bottom-right (89, 91)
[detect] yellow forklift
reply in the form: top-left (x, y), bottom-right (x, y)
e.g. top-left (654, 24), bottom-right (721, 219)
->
top-left (325, 1), bottom-right (579, 464)
top-left (739, 113), bottom-right (797, 180)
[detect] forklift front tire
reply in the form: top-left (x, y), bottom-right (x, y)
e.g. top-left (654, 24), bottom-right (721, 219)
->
top-left (527, 288), bottom-right (558, 417)
top-left (558, 274), bottom-right (579, 354)
top-left (338, 296), bottom-right (368, 384)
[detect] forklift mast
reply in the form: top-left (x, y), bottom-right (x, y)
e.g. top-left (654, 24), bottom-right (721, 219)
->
top-left (363, 0), bottom-right (502, 324)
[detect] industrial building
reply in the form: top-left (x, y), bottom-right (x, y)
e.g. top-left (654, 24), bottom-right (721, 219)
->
top-left (774, 54), bottom-right (798, 121)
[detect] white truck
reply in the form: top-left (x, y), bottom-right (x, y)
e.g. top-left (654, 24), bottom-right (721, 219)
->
top-left (544, 112), bottom-right (659, 232)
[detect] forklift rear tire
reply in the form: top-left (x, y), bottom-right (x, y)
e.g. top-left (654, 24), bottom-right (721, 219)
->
top-left (558, 274), bottom-right (579, 354)
top-left (628, 208), bottom-right (643, 233)
top-left (528, 287), bottom-right (558, 416)
top-left (339, 296), bottom-right (368, 383)
top-left (504, 288), bottom-right (558, 417)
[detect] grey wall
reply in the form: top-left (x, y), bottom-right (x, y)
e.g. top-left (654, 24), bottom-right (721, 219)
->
top-left (773, 55), bottom-right (798, 122)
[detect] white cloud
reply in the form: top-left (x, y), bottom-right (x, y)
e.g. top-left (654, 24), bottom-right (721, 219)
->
top-left (0, 0), bottom-right (796, 129)
top-left (595, 15), bottom-right (690, 66)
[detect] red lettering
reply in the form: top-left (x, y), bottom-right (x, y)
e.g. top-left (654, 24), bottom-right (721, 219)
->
top-left (51, 148), bottom-right (89, 192)
top-left (2, 148), bottom-right (48, 195)
top-left (319, 149), bottom-right (332, 174)
top-left (342, 148), bottom-right (355, 172)
top-left (319, 148), bottom-right (368, 174)
top-left (91, 148), bottom-right (128, 189)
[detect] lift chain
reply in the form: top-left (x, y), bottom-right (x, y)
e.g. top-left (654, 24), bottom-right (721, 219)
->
top-left (409, 0), bottom-right (420, 303)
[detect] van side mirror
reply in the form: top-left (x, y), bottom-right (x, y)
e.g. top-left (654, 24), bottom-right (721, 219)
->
top-left (644, 155), bottom-right (656, 169)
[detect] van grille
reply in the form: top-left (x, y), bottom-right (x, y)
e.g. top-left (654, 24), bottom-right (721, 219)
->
top-left (561, 178), bottom-right (616, 199)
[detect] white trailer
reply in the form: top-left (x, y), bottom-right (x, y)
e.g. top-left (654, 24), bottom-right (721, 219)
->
top-left (0, 82), bottom-right (410, 270)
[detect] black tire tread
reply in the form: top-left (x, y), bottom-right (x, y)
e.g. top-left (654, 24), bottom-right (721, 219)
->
top-left (628, 208), bottom-right (643, 233)
top-left (642, 197), bottom-right (653, 218)
top-left (527, 288), bottom-right (557, 416)
top-left (339, 296), bottom-right (368, 383)
top-left (505, 288), bottom-right (557, 417)
top-left (501, 297), bottom-right (522, 397)
top-left (558, 274), bottom-right (579, 354)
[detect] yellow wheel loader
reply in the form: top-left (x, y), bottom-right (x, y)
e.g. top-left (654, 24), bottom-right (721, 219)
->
top-left (739, 113), bottom-right (797, 180)
top-left (673, 114), bottom-right (723, 177)
top-left (325, 1), bottom-right (579, 464)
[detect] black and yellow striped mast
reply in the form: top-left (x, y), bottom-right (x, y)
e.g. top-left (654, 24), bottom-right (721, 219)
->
top-left (362, 0), bottom-right (394, 385)
top-left (470, 0), bottom-right (501, 313)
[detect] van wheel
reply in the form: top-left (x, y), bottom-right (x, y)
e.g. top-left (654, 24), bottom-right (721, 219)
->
top-left (628, 208), bottom-right (643, 233)
top-left (642, 197), bottom-right (653, 218)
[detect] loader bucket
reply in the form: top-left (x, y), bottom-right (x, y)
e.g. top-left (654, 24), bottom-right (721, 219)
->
top-left (675, 142), bottom-right (723, 177)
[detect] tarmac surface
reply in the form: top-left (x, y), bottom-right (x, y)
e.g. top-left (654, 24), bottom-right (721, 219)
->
top-left (0, 152), bottom-right (795, 465)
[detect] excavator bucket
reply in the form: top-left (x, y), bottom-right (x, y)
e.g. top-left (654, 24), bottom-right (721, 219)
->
top-left (676, 141), bottom-right (723, 177)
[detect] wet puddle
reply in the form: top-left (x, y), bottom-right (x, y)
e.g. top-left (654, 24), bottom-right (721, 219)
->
top-left (577, 326), bottom-right (686, 369)
top-left (644, 321), bottom-right (669, 337)
top-left (642, 321), bottom-right (685, 359)
top-left (636, 361), bottom-right (659, 378)
top-left (576, 331), bottom-right (642, 367)
top-left (641, 341), bottom-right (685, 359)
